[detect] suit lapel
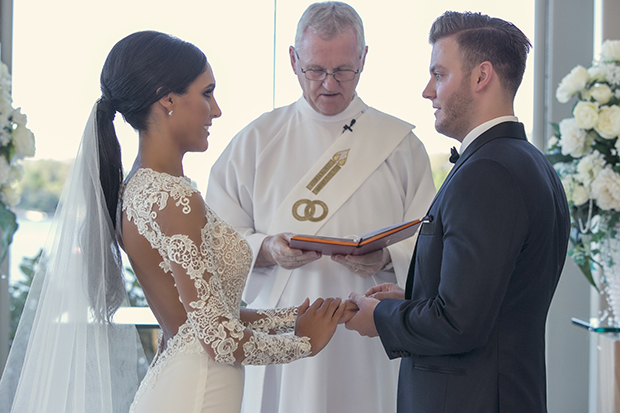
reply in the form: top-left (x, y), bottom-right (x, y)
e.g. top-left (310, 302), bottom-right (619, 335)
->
top-left (405, 122), bottom-right (526, 299)
top-left (428, 122), bottom-right (526, 212)
top-left (405, 244), bottom-right (417, 299)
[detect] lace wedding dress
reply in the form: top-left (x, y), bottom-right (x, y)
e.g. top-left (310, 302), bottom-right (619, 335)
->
top-left (122, 169), bottom-right (312, 413)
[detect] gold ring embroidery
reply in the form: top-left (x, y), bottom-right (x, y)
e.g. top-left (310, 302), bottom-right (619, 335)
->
top-left (292, 199), bottom-right (329, 222)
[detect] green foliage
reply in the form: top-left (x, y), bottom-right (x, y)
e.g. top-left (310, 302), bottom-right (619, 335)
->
top-left (17, 159), bottom-right (72, 213)
top-left (0, 204), bottom-right (17, 265)
top-left (9, 249), bottom-right (42, 344)
top-left (544, 151), bottom-right (572, 165)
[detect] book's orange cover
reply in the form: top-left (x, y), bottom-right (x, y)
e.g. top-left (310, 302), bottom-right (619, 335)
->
top-left (289, 217), bottom-right (427, 256)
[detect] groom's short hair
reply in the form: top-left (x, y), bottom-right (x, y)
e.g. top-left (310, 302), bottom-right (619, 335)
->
top-left (429, 11), bottom-right (531, 98)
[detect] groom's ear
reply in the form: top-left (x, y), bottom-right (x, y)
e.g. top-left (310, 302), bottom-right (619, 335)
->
top-left (472, 61), bottom-right (494, 93)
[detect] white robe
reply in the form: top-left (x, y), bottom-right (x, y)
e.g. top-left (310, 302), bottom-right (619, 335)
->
top-left (206, 96), bottom-right (435, 413)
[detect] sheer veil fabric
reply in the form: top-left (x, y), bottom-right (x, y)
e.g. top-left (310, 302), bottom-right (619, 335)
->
top-left (0, 103), bottom-right (145, 412)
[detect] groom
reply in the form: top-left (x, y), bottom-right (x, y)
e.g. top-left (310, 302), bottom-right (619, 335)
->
top-left (345, 11), bottom-right (570, 412)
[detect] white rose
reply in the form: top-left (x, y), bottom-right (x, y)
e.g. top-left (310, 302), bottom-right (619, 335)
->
top-left (547, 136), bottom-right (559, 149)
top-left (601, 40), bottom-right (620, 62)
top-left (559, 118), bottom-right (590, 157)
top-left (595, 105), bottom-right (620, 139)
top-left (605, 64), bottom-right (620, 87)
top-left (588, 65), bottom-right (608, 82)
top-left (571, 183), bottom-right (589, 206)
top-left (1, 185), bottom-right (19, 207)
top-left (577, 150), bottom-right (606, 186)
top-left (586, 84), bottom-right (613, 104)
top-left (592, 167), bottom-right (620, 210)
top-left (573, 101), bottom-right (599, 129)
top-left (556, 65), bottom-right (590, 103)
top-left (12, 125), bottom-right (35, 158)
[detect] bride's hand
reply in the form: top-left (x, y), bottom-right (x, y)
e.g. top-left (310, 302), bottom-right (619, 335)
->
top-left (295, 297), bottom-right (346, 356)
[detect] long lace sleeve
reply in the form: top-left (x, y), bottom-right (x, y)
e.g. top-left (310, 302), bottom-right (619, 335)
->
top-left (175, 233), bottom-right (311, 365)
top-left (123, 170), bottom-right (311, 366)
top-left (245, 307), bottom-right (299, 334)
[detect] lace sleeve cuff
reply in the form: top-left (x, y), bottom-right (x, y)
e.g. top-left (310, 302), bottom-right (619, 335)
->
top-left (246, 306), bottom-right (298, 334)
top-left (241, 331), bottom-right (311, 366)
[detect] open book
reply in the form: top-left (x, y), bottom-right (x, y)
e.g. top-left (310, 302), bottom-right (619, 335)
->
top-left (289, 217), bottom-right (428, 256)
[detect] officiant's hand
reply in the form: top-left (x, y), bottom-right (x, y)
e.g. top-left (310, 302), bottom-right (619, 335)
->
top-left (331, 248), bottom-right (390, 278)
top-left (256, 233), bottom-right (322, 269)
top-left (364, 283), bottom-right (405, 301)
top-left (345, 293), bottom-right (379, 337)
top-left (295, 297), bottom-right (346, 356)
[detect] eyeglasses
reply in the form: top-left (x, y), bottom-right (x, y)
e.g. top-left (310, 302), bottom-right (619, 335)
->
top-left (294, 50), bottom-right (360, 82)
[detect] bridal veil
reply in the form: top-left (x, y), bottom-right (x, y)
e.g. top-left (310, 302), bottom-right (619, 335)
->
top-left (0, 104), bottom-right (145, 412)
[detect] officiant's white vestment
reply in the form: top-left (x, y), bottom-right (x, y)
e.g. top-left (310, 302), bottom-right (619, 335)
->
top-left (206, 96), bottom-right (435, 413)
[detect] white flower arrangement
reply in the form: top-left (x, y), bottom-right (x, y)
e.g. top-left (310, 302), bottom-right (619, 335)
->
top-left (549, 40), bottom-right (620, 292)
top-left (0, 61), bottom-right (35, 262)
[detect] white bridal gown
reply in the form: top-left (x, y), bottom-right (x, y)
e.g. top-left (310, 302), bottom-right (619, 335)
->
top-left (122, 169), bottom-right (312, 413)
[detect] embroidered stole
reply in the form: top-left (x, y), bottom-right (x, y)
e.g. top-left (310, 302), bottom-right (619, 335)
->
top-left (247, 108), bottom-right (413, 308)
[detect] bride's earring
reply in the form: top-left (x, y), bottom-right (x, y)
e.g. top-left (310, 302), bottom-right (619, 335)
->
top-left (168, 110), bottom-right (173, 116)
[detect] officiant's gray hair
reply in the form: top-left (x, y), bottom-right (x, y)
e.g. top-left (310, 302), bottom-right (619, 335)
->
top-left (295, 1), bottom-right (365, 57)
top-left (429, 11), bottom-right (531, 98)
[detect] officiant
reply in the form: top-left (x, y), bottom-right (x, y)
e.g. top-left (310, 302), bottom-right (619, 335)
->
top-left (205, 2), bottom-right (435, 412)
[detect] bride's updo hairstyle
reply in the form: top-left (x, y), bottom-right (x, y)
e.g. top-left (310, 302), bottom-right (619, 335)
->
top-left (97, 31), bottom-right (207, 228)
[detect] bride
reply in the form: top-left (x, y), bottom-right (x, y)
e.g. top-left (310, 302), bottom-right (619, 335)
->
top-left (0, 31), bottom-right (347, 412)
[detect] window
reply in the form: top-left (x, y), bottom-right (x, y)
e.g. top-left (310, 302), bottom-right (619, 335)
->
top-left (9, 0), bottom-right (534, 296)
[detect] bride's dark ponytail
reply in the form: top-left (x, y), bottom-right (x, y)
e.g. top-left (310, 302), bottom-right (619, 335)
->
top-left (96, 97), bottom-right (122, 229)
top-left (97, 31), bottom-right (207, 229)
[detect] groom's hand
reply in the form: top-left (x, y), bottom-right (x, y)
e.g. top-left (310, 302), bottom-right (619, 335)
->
top-left (337, 299), bottom-right (359, 324)
top-left (345, 293), bottom-right (379, 337)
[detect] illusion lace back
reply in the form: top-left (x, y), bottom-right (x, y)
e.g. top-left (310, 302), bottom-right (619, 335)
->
top-left (122, 169), bottom-right (310, 413)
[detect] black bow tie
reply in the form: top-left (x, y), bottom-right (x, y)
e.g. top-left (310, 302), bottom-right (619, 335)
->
top-left (449, 147), bottom-right (460, 164)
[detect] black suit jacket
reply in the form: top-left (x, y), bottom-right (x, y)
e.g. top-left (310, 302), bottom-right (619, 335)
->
top-left (374, 122), bottom-right (570, 413)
